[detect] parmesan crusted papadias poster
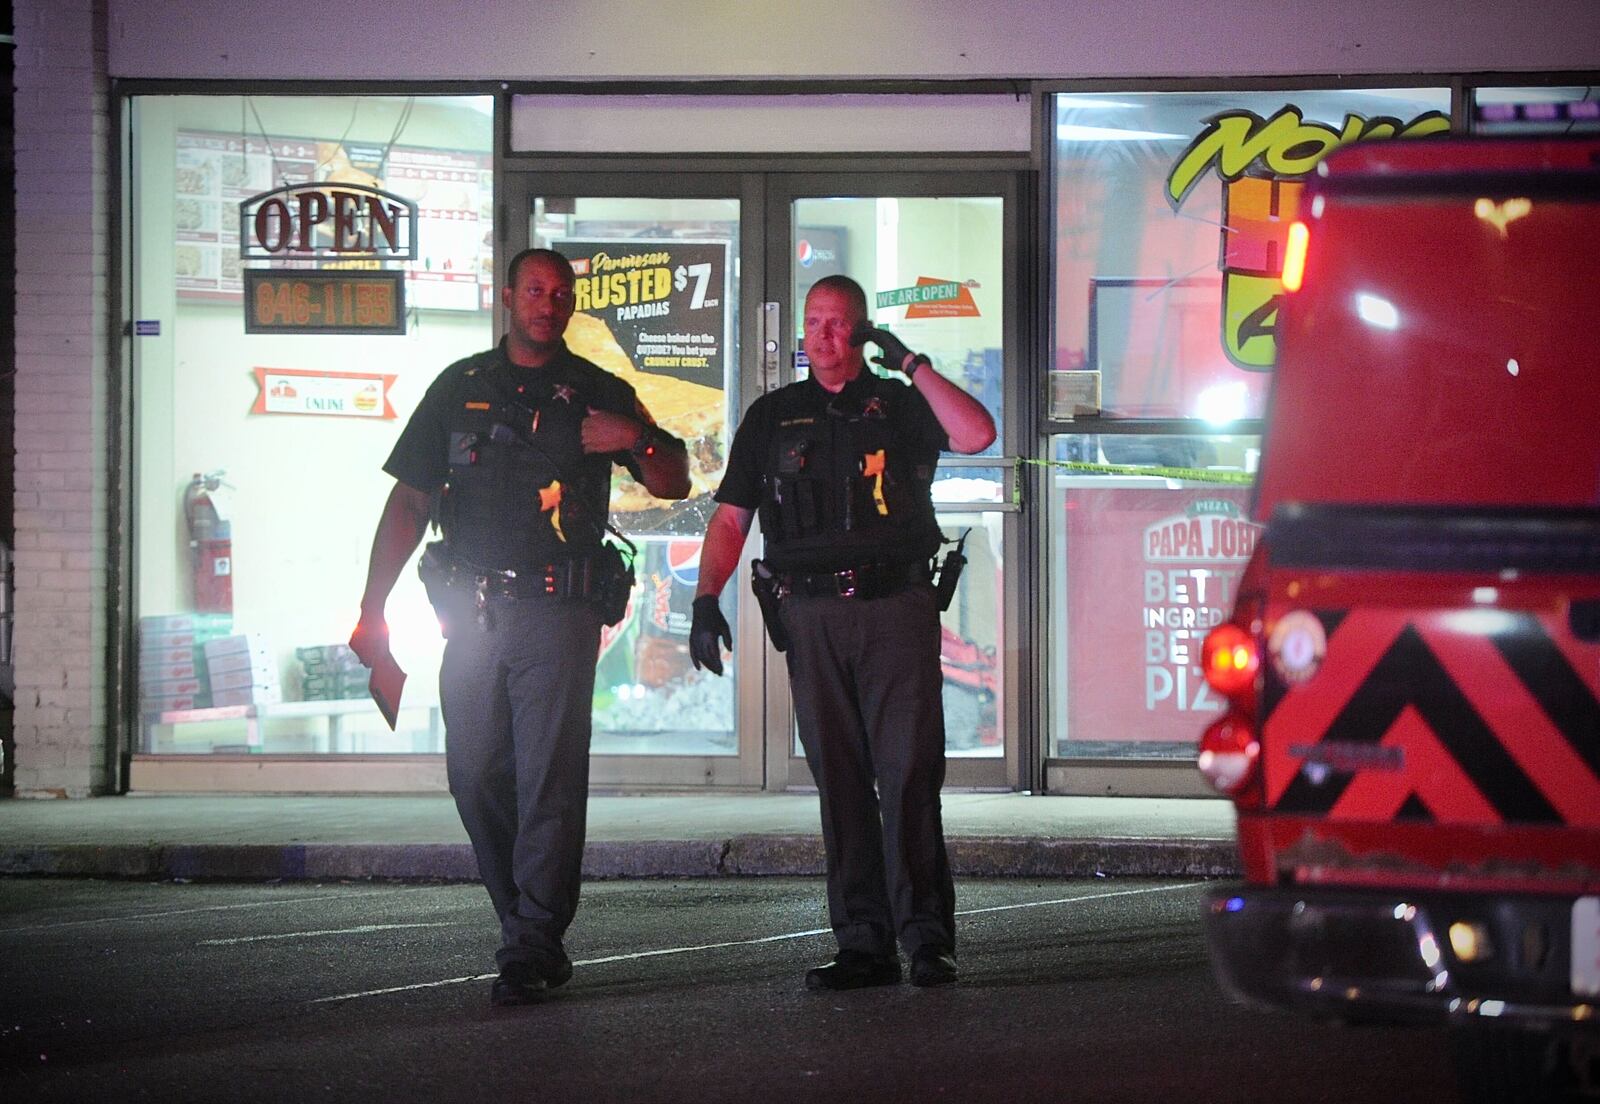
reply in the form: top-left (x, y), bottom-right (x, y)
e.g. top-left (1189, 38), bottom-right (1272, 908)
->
top-left (553, 239), bottom-right (732, 536)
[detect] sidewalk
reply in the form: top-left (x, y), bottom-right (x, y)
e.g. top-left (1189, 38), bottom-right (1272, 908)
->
top-left (0, 792), bottom-right (1240, 882)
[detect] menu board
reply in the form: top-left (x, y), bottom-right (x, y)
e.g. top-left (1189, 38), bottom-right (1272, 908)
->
top-left (174, 129), bottom-right (493, 312)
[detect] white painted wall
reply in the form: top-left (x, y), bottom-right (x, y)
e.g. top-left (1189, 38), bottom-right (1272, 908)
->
top-left (107, 0), bottom-right (1600, 82)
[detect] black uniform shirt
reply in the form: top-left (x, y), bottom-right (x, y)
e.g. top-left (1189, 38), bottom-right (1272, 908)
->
top-left (385, 338), bottom-right (644, 565)
top-left (716, 369), bottom-right (949, 569)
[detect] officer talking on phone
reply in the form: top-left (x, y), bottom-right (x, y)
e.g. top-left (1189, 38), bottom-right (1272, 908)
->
top-left (689, 275), bottom-right (995, 990)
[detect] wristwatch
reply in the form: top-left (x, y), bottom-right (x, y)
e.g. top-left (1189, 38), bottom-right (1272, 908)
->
top-left (630, 422), bottom-right (664, 460)
top-left (906, 353), bottom-right (931, 380)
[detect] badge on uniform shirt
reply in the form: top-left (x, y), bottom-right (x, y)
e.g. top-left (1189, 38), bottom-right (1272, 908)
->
top-left (552, 383), bottom-right (575, 404)
top-left (540, 480), bottom-right (566, 542)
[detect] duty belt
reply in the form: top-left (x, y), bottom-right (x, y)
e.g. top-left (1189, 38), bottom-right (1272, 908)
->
top-left (430, 551), bottom-right (603, 600)
top-left (779, 561), bottom-right (930, 600)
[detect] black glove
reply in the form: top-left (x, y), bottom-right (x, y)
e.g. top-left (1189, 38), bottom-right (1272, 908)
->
top-left (849, 320), bottom-right (917, 377)
top-left (689, 595), bottom-right (732, 676)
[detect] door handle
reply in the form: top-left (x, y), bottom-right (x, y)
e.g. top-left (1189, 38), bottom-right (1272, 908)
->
top-left (761, 301), bottom-right (782, 394)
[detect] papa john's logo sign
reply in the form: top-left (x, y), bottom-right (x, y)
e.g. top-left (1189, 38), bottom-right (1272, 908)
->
top-left (1143, 499), bottom-right (1260, 564)
top-left (238, 182), bottom-right (418, 261)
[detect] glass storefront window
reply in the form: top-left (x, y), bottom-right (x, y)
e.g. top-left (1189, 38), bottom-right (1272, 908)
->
top-left (131, 94), bottom-right (495, 754)
top-left (1473, 85), bottom-right (1600, 134)
top-left (1046, 85), bottom-right (1447, 765)
top-left (1049, 88), bottom-right (1450, 422)
top-left (1047, 433), bottom-right (1260, 760)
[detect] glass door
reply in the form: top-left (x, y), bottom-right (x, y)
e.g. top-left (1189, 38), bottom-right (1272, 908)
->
top-left (508, 170), bottom-right (1026, 791)
top-left (764, 174), bottom-right (1023, 791)
top-left (515, 174), bottom-right (766, 788)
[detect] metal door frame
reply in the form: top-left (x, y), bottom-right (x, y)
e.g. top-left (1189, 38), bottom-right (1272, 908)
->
top-left (761, 171), bottom-right (1027, 793)
top-left (503, 171), bottom-right (767, 789)
top-left (501, 166), bottom-right (1032, 793)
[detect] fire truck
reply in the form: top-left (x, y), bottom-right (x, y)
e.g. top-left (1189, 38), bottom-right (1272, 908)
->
top-left (1196, 136), bottom-right (1600, 1102)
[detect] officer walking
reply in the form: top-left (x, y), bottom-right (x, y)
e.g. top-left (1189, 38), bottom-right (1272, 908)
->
top-left (689, 275), bottom-right (995, 989)
top-left (350, 247), bottom-right (690, 1007)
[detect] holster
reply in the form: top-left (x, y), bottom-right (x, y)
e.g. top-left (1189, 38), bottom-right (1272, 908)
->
top-left (750, 559), bottom-right (790, 652)
top-left (418, 541), bottom-right (471, 637)
top-left (591, 540), bottom-right (636, 627)
top-left (932, 532), bottom-right (968, 612)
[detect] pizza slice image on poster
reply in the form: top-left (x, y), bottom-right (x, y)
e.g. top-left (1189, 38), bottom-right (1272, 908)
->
top-left (553, 239), bottom-right (733, 537)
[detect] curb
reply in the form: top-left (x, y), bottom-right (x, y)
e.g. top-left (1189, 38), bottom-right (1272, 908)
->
top-left (0, 836), bottom-right (1240, 882)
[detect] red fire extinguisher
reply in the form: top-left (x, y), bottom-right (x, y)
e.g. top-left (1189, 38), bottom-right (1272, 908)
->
top-left (183, 471), bottom-right (233, 614)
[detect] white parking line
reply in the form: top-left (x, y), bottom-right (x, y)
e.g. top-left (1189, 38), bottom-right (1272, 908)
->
top-left (310, 881), bottom-right (1205, 1005)
top-left (0, 887), bottom-right (429, 937)
top-left (201, 921), bottom-right (458, 946)
top-left (955, 881), bottom-right (1207, 917)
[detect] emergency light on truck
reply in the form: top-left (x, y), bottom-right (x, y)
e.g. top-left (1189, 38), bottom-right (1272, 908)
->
top-left (1199, 622), bottom-right (1258, 697)
top-left (1281, 221), bottom-right (1309, 292)
top-left (1196, 716), bottom-right (1259, 799)
top-left (1196, 620), bottom-right (1263, 801)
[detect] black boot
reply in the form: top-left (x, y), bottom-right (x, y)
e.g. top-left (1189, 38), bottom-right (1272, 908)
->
top-left (804, 950), bottom-right (902, 991)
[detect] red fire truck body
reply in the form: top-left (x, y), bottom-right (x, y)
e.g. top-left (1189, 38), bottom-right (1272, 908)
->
top-left (1197, 136), bottom-right (1600, 1100)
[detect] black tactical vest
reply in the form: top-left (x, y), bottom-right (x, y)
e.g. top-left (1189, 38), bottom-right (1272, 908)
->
top-left (436, 358), bottom-right (615, 571)
top-left (757, 375), bottom-right (942, 572)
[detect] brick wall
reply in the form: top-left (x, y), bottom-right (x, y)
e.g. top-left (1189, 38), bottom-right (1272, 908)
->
top-left (11, 0), bottom-right (112, 796)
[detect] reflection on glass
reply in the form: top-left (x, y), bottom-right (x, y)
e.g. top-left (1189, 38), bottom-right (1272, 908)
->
top-left (1050, 87), bottom-right (1449, 419)
top-left (932, 465), bottom-right (1008, 506)
top-left (531, 197), bottom-right (741, 756)
top-left (1047, 433), bottom-right (1260, 761)
top-left (1474, 86), bottom-right (1600, 135)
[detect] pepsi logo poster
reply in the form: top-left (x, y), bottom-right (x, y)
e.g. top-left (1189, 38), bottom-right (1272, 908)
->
top-left (793, 225), bottom-right (848, 296)
top-left (666, 540), bottom-right (701, 588)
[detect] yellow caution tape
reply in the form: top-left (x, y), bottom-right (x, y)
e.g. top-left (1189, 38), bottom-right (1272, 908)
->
top-left (1015, 457), bottom-right (1257, 486)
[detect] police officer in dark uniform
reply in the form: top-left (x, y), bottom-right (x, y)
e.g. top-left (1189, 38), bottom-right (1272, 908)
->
top-left (689, 275), bottom-right (996, 989)
top-left (350, 248), bottom-right (690, 1007)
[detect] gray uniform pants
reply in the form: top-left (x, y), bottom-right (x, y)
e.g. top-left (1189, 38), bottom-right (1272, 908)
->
top-left (781, 582), bottom-right (956, 959)
top-left (439, 595), bottom-right (602, 971)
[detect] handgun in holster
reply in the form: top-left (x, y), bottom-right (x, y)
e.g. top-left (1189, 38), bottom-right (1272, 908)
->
top-left (750, 559), bottom-right (791, 652)
top-left (932, 530), bottom-right (969, 613)
top-left (592, 539), bottom-right (636, 628)
top-left (418, 541), bottom-right (469, 637)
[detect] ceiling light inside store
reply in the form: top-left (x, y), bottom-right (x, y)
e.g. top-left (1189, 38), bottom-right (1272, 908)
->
top-left (1195, 381), bottom-right (1248, 425)
top-left (1054, 95), bottom-right (1142, 109)
top-left (1055, 124), bottom-right (1188, 142)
